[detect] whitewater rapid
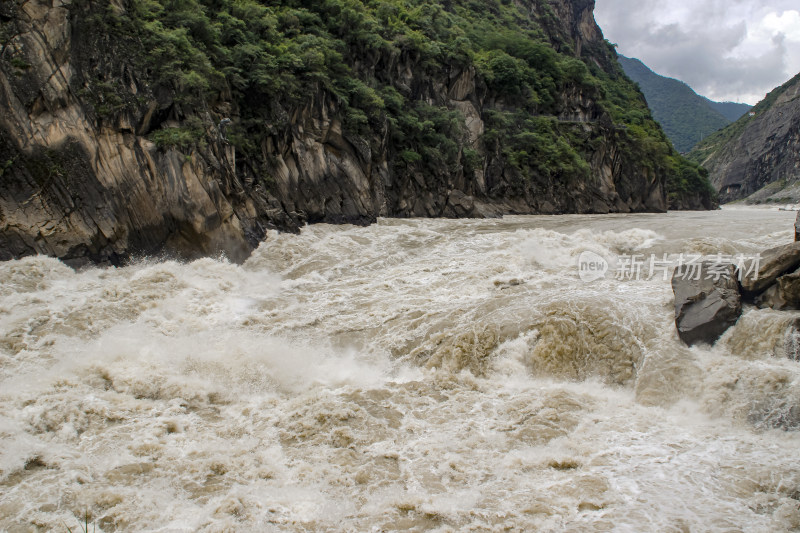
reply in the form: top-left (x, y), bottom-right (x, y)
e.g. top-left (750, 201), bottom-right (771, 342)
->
top-left (1, 207), bottom-right (799, 531)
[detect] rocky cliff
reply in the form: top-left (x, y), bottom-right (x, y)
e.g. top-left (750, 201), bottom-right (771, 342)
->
top-left (0, 0), bottom-right (710, 265)
top-left (689, 72), bottom-right (800, 204)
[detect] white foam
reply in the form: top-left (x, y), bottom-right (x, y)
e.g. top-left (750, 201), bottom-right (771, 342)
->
top-left (2, 210), bottom-right (800, 530)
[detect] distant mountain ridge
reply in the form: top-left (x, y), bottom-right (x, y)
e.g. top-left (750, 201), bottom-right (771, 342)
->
top-left (706, 100), bottom-right (754, 122)
top-left (618, 56), bottom-right (751, 152)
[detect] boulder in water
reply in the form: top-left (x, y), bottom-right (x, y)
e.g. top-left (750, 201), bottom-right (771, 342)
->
top-left (740, 242), bottom-right (800, 296)
top-left (672, 262), bottom-right (742, 346)
top-left (755, 266), bottom-right (800, 310)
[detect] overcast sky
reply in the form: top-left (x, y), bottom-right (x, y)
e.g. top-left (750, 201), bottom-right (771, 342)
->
top-left (594, 0), bottom-right (800, 104)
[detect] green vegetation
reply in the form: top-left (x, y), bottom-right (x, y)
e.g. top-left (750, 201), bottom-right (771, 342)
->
top-left (9, 56), bottom-right (29, 70)
top-left (390, 100), bottom-right (464, 173)
top-left (149, 117), bottom-right (207, 150)
top-left (62, 0), bottom-right (713, 206)
top-left (77, 80), bottom-right (133, 118)
top-left (666, 157), bottom-right (716, 207)
top-left (483, 112), bottom-right (590, 185)
top-left (617, 55), bottom-right (748, 153)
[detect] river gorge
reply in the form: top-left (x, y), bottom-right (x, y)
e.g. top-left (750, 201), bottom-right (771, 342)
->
top-left (1, 207), bottom-right (799, 531)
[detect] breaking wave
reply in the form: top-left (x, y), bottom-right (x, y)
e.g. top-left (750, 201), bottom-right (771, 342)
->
top-left (2, 209), bottom-right (800, 531)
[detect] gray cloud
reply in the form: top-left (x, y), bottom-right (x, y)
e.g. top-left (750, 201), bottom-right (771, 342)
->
top-left (594, 0), bottom-right (800, 103)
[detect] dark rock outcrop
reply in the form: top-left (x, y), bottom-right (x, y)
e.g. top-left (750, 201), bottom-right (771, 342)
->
top-left (755, 267), bottom-right (800, 310)
top-left (672, 262), bottom-right (742, 346)
top-left (668, 190), bottom-right (718, 211)
top-left (740, 242), bottom-right (800, 297)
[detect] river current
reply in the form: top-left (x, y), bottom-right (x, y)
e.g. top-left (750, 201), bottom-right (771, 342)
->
top-left (1, 207), bottom-right (799, 531)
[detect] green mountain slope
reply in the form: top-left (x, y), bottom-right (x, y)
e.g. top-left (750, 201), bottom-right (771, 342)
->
top-left (618, 55), bottom-right (749, 153)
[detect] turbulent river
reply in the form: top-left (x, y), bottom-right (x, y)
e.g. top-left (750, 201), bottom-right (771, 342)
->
top-left (2, 207), bottom-right (800, 532)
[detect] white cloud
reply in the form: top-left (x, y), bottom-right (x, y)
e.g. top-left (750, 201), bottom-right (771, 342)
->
top-left (594, 1), bottom-right (800, 104)
top-left (758, 10), bottom-right (800, 40)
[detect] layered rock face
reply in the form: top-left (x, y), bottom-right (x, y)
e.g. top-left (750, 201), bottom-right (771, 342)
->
top-left (0, 0), bottom-right (674, 265)
top-left (691, 73), bottom-right (800, 203)
top-left (0, 0), bottom-right (282, 265)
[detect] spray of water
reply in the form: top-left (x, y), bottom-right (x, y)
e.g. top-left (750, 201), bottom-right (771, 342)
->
top-left (1, 209), bottom-right (799, 531)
